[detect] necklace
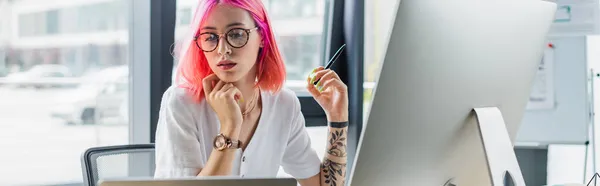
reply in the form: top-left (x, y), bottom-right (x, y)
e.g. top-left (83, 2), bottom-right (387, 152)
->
top-left (242, 88), bottom-right (260, 116)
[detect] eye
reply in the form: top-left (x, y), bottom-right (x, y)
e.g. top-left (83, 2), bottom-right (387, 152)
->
top-left (204, 34), bottom-right (218, 42)
top-left (200, 33), bottom-right (218, 42)
top-left (227, 29), bottom-right (245, 39)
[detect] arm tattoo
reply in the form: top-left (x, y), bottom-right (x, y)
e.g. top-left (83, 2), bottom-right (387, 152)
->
top-left (321, 127), bottom-right (348, 186)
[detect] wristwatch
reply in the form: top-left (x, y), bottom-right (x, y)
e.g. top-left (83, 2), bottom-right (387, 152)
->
top-left (213, 133), bottom-right (241, 151)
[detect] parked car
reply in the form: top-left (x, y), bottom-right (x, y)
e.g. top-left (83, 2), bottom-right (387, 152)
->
top-left (51, 66), bottom-right (128, 125)
top-left (2, 64), bottom-right (72, 88)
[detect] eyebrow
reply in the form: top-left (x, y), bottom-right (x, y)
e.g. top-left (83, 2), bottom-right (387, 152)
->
top-left (201, 22), bottom-right (246, 30)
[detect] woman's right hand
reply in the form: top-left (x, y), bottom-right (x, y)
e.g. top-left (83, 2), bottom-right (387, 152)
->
top-left (202, 74), bottom-right (243, 136)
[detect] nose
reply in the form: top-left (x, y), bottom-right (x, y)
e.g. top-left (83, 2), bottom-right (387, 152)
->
top-left (217, 35), bottom-right (231, 56)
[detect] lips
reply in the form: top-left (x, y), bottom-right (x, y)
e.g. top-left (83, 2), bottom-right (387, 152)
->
top-left (217, 60), bottom-right (237, 70)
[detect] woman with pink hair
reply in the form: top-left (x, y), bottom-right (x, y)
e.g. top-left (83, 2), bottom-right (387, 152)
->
top-left (154, 0), bottom-right (348, 185)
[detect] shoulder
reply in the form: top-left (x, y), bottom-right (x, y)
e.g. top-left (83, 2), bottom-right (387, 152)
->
top-left (157, 86), bottom-right (215, 132)
top-left (160, 85), bottom-right (205, 112)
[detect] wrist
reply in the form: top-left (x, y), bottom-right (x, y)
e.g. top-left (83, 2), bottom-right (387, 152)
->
top-left (220, 125), bottom-right (241, 139)
top-left (326, 115), bottom-right (348, 122)
top-left (328, 121), bottom-right (349, 128)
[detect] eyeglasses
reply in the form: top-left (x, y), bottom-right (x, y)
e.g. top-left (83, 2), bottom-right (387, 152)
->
top-left (193, 27), bottom-right (258, 52)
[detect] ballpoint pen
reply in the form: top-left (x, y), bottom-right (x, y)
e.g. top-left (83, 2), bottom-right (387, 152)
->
top-left (312, 44), bottom-right (346, 85)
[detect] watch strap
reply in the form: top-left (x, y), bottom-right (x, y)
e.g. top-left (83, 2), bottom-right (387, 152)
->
top-left (229, 139), bottom-right (241, 149)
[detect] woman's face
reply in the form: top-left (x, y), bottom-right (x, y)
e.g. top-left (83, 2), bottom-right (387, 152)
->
top-left (199, 4), bottom-right (262, 83)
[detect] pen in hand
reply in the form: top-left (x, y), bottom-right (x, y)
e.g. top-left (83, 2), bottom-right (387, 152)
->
top-left (313, 44), bottom-right (346, 85)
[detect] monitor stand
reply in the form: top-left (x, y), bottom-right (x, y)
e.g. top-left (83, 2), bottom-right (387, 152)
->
top-left (443, 107), bottom-right (525, 186)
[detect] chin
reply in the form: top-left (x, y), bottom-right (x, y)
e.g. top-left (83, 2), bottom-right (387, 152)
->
top-left (214, 72), bottom-right (243, 83)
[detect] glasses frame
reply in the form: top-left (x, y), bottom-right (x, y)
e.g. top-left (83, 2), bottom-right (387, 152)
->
top-left (193, 27), bottom-right (259, 52)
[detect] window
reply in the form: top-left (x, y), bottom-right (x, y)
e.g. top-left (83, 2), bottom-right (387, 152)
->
top-left (18, 13), bottom-right (34, 37)
top-left (0, 0), bottom-right (130, 185)
top-left (176, 0), bottom-right (328, 178)
top-left (0, 20), bottom-right (3, 37)
top-left (178, 8), bottom-right (192, 26)
top-left (0, 49), bottom-right (7, 77)
top-left (363, 0), bottom-right (400, 115)
top-left (77, 2), bottom-right (117, 32)
top-left (46, 10), bottom-right (59, 35)
top-left (17, 0), bottom-right (127, 37)
top-left (266, 0), bottom-right (320, 19)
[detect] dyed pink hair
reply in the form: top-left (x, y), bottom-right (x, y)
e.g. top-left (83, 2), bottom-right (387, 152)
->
top-left (174, 0), bottom-right (286, 102)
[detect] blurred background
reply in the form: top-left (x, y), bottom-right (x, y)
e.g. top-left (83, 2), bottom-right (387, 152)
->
top-left (3, 0), bottom-right (598, 186)
top-left (0, 0), bottom-right (392, 185)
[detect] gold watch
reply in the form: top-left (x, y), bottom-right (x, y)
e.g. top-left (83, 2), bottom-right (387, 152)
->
top-left (213, 133), bottom-right (241, 151)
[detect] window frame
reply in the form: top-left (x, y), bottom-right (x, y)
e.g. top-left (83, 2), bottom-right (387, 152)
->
top-left (130, 0), bottom-right (176, 176)
top-left (130, 0), bottom-right (176, 144)
top-left (322, 0), bottom-right (365, 179)
top-left (300, 0), bottom-right (331, 127)
top-left (301, 0), bottom-right (365, 132)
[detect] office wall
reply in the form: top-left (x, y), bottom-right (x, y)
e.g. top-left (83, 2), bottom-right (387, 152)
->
top-left (517, 36), bottom-right (600, 186)
top-left (517, 37), bottom-right (590, 145)
top-left (588, 35), bottom-right (600, 180)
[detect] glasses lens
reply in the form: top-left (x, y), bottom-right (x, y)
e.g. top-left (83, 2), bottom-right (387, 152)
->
top-left (198, 33), bottom-right (218, 51)
top-left (227, 29), bottom-right (249, 48)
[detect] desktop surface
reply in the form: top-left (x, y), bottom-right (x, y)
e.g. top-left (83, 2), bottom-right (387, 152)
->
top-left (99, 177), bottom-right (297, 186)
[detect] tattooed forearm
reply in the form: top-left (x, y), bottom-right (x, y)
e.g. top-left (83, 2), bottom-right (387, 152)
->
top-left (321, 126), bottom-right (348, 186)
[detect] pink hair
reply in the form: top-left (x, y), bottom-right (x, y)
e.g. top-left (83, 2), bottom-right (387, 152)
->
top-left (174, 0), bottom-right (286, 102)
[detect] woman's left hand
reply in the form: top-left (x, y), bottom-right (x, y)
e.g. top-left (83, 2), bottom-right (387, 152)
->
top-left (306, 67), bottom-right (349, 122)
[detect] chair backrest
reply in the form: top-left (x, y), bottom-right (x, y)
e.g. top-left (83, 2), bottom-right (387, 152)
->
top-left (81, 144), bottom-right (155, 186)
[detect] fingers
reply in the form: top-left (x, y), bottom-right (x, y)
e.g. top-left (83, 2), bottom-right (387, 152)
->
top-left (308, 67), bottom-right (325, 83)
top-left (214, 83), bottom-right (240, 103)
top-left (213, 80), bottom-right (226, 92)
top-left (306, 75), bottom-right (321, 96)
top-left (224, 85), bottom-right (243, 101)
top-left (313, 66), bottom-right (325, 73)
top-left (320, 78), bottom-right (348, 93)
top-left (307, 68), bottom-right (347, 95)
top-left (313, 70), bottom-right (340, 91)
top-left (319, 70), bottom-right (341, 83)
top-left (220, 83), bottom-right (234, 93)
top-left (202, 74), bottom-right (219, 96)
top-left (310, 69), bottom-right (337, 85)
top-left (202, 73), bottom-right (237, 102)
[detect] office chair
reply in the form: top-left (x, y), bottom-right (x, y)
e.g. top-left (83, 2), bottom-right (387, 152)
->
top-left (81, 144), bottom-right (155, 186)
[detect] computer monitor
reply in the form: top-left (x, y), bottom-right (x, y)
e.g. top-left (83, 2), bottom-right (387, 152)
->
top-left (349, 0), bottom-right (556, 185)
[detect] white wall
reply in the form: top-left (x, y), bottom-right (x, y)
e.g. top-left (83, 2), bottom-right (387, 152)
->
top-left (546, 35), bottom-right (600, 185)
top-left (589, 35), bottom-right (600, 182)
top-left (0, 0), bottom-right (11, 45)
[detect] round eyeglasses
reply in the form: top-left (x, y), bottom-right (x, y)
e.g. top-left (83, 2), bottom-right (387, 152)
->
top-left (194, 27), bottom-right (258, 52)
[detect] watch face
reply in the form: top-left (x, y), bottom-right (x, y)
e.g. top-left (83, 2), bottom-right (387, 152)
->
top-left (214, 135), bottom-right (226, 150)
top-left (216, 137), bottom-right (225, 146)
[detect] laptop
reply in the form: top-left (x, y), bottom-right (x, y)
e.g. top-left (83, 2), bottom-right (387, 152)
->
top-left (98, 177), bottom-right (297, 186)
